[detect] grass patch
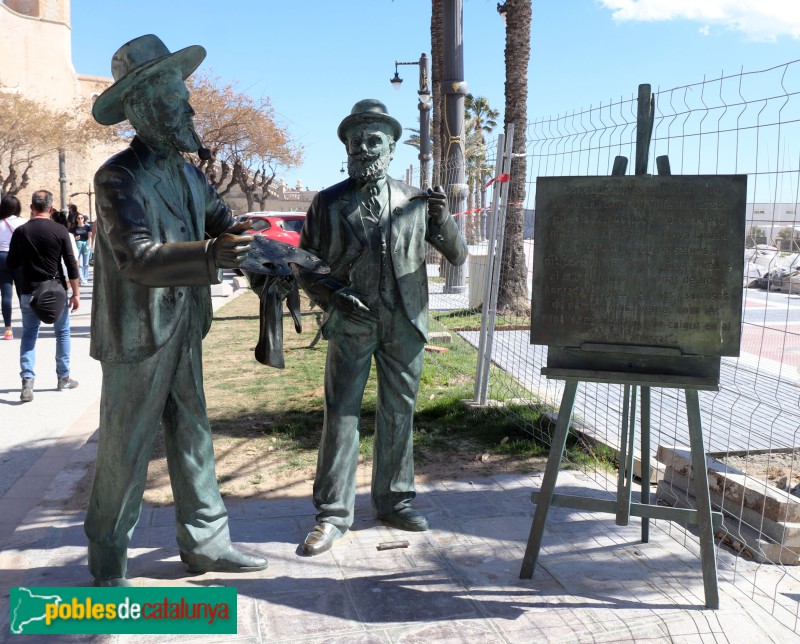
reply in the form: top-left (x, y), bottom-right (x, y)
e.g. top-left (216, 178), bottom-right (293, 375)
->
top-left (431, 307), bottom-right (530, 331)
top-left (203, 291), bottom-right (589, 463)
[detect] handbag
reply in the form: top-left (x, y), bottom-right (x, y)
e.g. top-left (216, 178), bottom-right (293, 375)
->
top-left (29, 278), bottom-right (66, 324)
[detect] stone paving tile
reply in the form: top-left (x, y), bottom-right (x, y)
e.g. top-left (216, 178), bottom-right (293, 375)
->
top-left (296, 632), bottom-right (390, 643)
top-left (436, 479), bottom-right (496, 493)
top-left (130, 524), bottom-right (182, 551)
top-left (234, 545), bottom-right (345, 585)
top-left (330, 543), bottom-right (435, 578)
top-left (225, 517), bottom-right (305, 546)
top-left (413, 479), bottom-right (450, 494)
top-left (344, 568), bottom-right (480, 627)
top-left (454, 514), bottom-right (533, 546)
top-left (23, 563), bottom-right (90, 588)
top-left (487, 472), bottom-right (541, 492)
top-left (250, 578), bottom-right (364, 641)
top-left (143, 505), bottom-right (178, 528)
top-left (436, 478), bottom-right (507, 493)
top-left (430, 490), bottom-right (526, 521)
top-left (386, 619), bottom-right (504, 643)
top-left (487, 600), bottom-right (585, 642)
top-left (436, 543), bottom-right (531, 590)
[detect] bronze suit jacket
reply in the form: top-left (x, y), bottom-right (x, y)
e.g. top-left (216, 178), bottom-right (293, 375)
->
top-left (90, 136), bottom-right (234, 364)
top-left (295, 176), bottom-right (468, 342)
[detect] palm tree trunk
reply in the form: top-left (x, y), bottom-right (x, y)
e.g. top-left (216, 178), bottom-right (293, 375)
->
top-left (497, 0), bottom-right (531, 315)
top-left (431, 0), bottom-right (444, 186)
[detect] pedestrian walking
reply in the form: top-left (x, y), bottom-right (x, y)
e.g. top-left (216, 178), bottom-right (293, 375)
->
top-left (71, 212), bottom-right (93, 285)
top-left (6, 189), bottom-right (80, 402)
top-left (0, 195), bottom-right (25, 340)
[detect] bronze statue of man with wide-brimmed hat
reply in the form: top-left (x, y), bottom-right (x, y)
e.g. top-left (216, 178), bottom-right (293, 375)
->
top-left (84, 34), bottom-right (266, 586)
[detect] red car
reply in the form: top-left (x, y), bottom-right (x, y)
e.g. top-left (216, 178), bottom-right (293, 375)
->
top-left (242, 212), bottom-right (306, 247)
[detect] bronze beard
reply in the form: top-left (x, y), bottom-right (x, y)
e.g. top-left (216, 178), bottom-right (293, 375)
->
top-left (348, 148), bottom-right (393, 182)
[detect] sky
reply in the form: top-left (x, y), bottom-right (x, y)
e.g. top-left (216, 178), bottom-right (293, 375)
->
top-left (69, 0), bottom-right (800, 194)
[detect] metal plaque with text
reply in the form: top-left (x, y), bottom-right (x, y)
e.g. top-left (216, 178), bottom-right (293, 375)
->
top-left (531, 174), bottom-right (747, 357)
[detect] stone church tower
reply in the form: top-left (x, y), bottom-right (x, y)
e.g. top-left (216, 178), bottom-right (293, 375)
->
top-left (0, 0), bottom-right (114, 215)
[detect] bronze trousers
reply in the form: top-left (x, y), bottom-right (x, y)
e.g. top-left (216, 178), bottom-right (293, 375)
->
top-left (84, 309), bottom-right (230, 581)
top-left (314, 304), bottom-right (425, 531)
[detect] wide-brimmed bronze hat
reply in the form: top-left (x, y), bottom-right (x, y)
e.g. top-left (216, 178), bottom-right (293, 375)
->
top-left (337, 99), bottom-right (403, 143)
top-left (92, 34), bottom-right (206, 126)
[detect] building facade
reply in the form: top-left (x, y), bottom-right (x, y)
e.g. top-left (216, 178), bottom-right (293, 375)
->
top-left (0, 0), bottom-right (114, 216)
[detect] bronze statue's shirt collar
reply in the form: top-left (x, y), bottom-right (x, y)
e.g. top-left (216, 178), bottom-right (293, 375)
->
top-left (155, 153), bottom-right (186, 171)
top-left (355, 176), bottom-right (386, 197)
top-left (132, 136), bottom-right (185, 171)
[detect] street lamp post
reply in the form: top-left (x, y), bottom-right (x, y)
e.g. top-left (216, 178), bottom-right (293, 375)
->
top-left (390, 53), bottom-right (432, 190)
top-left (58, 149), bottom-right (68, 212)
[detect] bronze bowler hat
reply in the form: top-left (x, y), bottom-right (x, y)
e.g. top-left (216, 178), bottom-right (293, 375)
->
top-left (337, 99), bottom-right (403, 143)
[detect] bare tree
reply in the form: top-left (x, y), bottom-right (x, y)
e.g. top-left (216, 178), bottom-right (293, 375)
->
top-left (0, 93), bottom-right (114, 196)
top-left (186, 71), bottom-right (302, 205)
top-left (497, 0), bottom-right (531, 315)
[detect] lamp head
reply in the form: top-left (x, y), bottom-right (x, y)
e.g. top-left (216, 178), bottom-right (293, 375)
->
top-left (390, 69), bottom-right (403, 90)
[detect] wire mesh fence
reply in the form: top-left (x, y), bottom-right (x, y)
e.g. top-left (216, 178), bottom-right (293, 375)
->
top-left (420, 59), bottom-right (800, 627)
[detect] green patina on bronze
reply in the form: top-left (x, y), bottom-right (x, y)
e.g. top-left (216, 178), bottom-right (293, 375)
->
top-left (84, 34), bottom-right (265, 586)
top-left (293, 99), bottom-right (468, 556)
top-left (532, 174), bottom-right (747, 368)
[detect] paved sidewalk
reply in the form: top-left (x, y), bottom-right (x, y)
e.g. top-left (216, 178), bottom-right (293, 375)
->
top-left (1, 274), bottom-right (799, 641)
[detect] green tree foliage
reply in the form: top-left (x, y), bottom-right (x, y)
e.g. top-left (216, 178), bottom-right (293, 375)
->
top-left (464, 94), bottom-right (499, 242)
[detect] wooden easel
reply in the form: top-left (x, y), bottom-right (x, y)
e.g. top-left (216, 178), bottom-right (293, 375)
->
top-left (520, 85), bottom-right (728, 609)
top-left (519, 373), bottom-right (723, 609)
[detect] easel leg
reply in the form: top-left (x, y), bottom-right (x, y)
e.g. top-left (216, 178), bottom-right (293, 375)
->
top-left (685, 388), bottom-right (720, 609)
top-left (616, 386), bottom-right (637, 525)
top-left (520, 379), bottom-right (579, 579)
top-left (641, 386), bottom-right (651, 543)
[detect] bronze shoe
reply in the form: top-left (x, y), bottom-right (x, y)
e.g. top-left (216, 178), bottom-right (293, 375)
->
top-left (379, 507), bottom-right (429, 532)
top-left (301, 523), bottom-right (344, 556)
top-left (181, 545), bottom-right (268, 573)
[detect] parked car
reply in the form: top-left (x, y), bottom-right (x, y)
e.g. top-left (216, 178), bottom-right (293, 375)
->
top-left (240, 212), bottom-right (306, 247)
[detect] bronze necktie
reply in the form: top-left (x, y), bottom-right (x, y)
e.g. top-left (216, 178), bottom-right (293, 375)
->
top-left (363, 182), bottom-right (381, 222)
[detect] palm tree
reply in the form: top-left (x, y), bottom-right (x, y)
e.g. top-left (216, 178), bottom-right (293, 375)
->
top-left (465, 94), bottom-right (499, 139)
top-left (497, 0), bottom-right (531, 315)
top-left (464, 94), bottom-right (499, 241)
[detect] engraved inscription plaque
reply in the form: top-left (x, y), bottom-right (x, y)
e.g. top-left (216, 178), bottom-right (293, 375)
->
top-left (531, 175), bottom-right (747, 358)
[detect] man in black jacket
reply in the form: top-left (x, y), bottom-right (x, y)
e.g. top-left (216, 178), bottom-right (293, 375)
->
top-left (7, 189), bottom-right (80, 402)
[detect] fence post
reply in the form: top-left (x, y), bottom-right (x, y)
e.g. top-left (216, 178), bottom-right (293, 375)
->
top-left (474, 123), bottom-right (514, 404)
top-left (473, 132), bottom-right (506, 402)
